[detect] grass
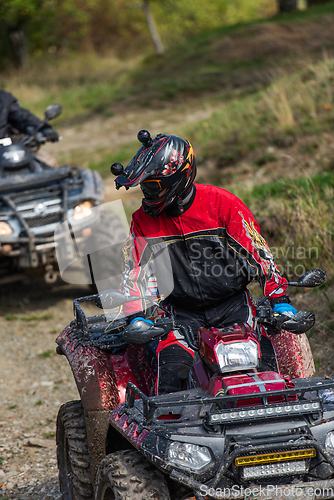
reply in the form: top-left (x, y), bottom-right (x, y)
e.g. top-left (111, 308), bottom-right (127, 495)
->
top-left (54, 51), bottom-right (333, 181)
top-left (5, 313), bottom-right (54, 322)
top-left (87, 141), bottom-right (139, 179)
top-left (184, 56), bottom-right (334, 166)
top-left (0, 2), bottom-right (332, 186)
top-left (1, 2), bottom-right (333, 124)
top-left (237, 174), bottom-right (334, 280)
top-left (43, 431), bottom-right (56, 439)
top-left (37, 350), bottom-right (54, 359)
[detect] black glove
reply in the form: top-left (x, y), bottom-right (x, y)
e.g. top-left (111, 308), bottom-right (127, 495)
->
top-left (41, 126), bottom-right (59, 142)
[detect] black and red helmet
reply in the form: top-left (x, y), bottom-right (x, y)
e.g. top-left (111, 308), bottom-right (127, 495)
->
top-left (112, 130), bottom-right (196, 218)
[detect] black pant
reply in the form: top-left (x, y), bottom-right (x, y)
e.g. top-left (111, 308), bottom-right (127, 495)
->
top-left (158, 291), bottom-right (252, 394)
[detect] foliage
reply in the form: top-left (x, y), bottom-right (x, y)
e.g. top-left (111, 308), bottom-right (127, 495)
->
top-left (0, 0), bottom-right (275, 69)
top-left (0, 0), bottom-right (58, 67)
top-left (152, 0), bottom-right (274, 44)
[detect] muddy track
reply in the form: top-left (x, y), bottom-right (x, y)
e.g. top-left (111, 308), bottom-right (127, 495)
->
top-left (0, 280), bottom-right (92, 499)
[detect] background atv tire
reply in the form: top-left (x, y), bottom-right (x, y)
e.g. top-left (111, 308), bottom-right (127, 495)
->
top-left (57, 400), bottom-right (94, 500)
top-left (95, 449), bottom-right (171, 500)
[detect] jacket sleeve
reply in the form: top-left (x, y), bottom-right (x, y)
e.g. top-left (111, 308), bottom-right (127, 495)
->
top-left (8, 98), bottom-right (44, 134)
top-left (223, 193), bottom-right (289, 304)
top-left (121, 217), bottom-right (158, 317)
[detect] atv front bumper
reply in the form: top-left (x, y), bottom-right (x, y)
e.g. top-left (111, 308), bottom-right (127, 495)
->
top-left (170, 470), bottom-right (334, 499)
top-left (108, 382), bottom-right (334, 499)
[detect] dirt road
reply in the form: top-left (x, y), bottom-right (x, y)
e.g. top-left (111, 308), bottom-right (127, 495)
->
top-left (0, 280), bottom-right (94, 499)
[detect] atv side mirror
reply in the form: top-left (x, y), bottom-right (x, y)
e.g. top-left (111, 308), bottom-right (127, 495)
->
top-left (288, 269), bottom-right (326, 288)
top-left (95, 289), bottom-right (142, 309)
top-left (44, 104), bottom-right (62, 121)
top-left (281, 311), bottom-right (315, 334)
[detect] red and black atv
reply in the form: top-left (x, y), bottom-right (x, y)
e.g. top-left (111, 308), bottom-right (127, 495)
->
top-left (56, 269), bottom-right (334, 500)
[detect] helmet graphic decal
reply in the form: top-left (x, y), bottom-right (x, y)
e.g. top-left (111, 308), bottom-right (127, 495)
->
top-left (162, 149), bottom-right (185, 176)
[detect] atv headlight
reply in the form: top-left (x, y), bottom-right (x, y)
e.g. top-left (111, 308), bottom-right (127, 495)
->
top-left (168, 442), bottom-right (211, 471)
top-left (72, 201), bottom-right (94, 221)
top-left (2, 150), bottom-right (26, 163)
top-left (0, 221), bottom-right (13, 236)
top-left (214, 340), bottom-right (259, 372)
top-left (325, 431), bottom-right (334, 455)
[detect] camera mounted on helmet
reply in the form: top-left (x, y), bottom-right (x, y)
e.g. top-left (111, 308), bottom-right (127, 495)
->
top-left (110, 130), bottom-right (197, 218)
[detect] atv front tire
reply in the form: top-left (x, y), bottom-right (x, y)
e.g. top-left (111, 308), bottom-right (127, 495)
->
top-left (57, 400), bottom-right (94, 500)
top-left (95, 449), bottom-right (171, 500)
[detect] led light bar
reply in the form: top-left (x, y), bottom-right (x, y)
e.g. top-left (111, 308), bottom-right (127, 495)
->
top-left (235, 448), bottom-right (316, 467)
top-left (208, 401), bottom-right (321, 425)
top-left (242, 460), bottom-right (307, 480)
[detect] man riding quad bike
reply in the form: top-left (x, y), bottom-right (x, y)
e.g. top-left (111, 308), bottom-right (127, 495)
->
top-left (0, 91), bottom-right (127, 286)
top-left (0, 89), bottom-right (59, 142)
top-left (56, 132), bottom-right (330, 500)
top-left (111, 130), bottom-right (314, 390)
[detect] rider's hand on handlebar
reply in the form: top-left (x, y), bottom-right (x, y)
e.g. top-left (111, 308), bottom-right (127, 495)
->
top-left (130, 317), bottom-right (154, 326)
top-left (41, 125), bottom-right (59, 142)
top-left (273, 303), bottom-right (297, 318)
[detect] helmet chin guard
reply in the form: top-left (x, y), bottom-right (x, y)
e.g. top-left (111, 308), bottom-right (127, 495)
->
top-left (112, 130), bottom-right (197, 217)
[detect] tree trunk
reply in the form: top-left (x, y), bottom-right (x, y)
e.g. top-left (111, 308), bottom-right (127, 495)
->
top-left (10, 30), bottom-right (29, 70)
top-left (142, 0), bottom-right (164, 56)
top-left (277, 0), bottom-right (298, 12)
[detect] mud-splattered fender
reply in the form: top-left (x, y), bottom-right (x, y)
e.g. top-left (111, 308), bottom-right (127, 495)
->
top-left (56, 326), bottom-right (119, 412)
top-left (56, 326), bottom-right (120, 486)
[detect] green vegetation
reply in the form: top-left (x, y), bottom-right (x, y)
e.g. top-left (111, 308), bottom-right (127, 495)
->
top-left (1, 3), bottom-right (333, 274)
top-left (5, 313), bottom-right (54, 321)
top-left (2, 2), bottom-right (332, 184)
top-left (0, 0), bottom-right (273, 69)
top-left (37, 350), bottom-right (55, 358)
top-left (43, 431), bottom-right (56, 439)
top-left (184, 57), bottom-right (334, 163)
top-left (241, 175), bottom-right (334, 276)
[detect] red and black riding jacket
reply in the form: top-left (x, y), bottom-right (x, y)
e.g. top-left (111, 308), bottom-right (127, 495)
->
top-left (122, 183), bottom-right (288, 315)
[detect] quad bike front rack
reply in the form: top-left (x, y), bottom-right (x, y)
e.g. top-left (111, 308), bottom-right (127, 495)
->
top-left (124, 380), bottom-right (334, 426)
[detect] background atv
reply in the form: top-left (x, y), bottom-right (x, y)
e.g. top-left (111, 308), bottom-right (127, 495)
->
top-left (0, 104), bottom-right (125, 287)
top-left (55, 270), bottom-right (334, 500)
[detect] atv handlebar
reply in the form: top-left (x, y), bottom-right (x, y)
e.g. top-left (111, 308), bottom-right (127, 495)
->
top-left (73, 269), bottom-right (324, 348)
top-left (256, 306), bottom-right (315, 335)
top-left (21, 103), bottom-right (63, 149)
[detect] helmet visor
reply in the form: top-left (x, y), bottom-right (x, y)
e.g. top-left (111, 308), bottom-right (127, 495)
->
top-left (140, 179), bottom-right (165, 198)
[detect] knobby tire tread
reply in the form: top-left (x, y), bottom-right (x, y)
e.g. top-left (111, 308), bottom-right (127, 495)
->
top-left (95, 449), bottom-right (171, 500)
top-left (57, 400), bottom-right (94, 500)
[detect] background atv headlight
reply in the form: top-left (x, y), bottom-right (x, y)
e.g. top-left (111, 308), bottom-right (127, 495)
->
top-left (72, 201), bottom-right (93, 221)
top-left (325, 431), bottom-right (334, 455)
top-left (0, 221), bottom-right (13, 236)
top-left (3, 150), bottom-right (26, 163)
top-left (168, 442), bottom-right (211, 470)
top-left (215, 340), bottom-right (259, 372)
